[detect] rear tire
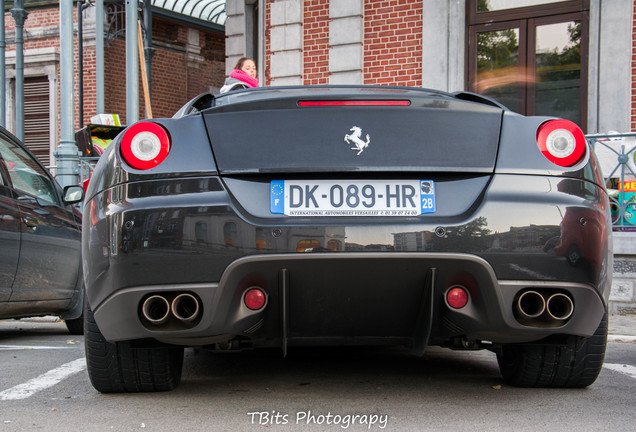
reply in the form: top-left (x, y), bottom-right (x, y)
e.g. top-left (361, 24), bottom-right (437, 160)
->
top-left (84, 302), bottom-right (184, 393)
top-left (497, 313), bottom-right (607, 388)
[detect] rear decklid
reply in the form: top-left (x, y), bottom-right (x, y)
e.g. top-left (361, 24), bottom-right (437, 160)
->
top-left (202, 86), bottom-right (503, 175)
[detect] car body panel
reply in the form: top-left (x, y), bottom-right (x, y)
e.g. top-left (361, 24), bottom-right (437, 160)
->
top-left (10, 195), bottom-right (81, 301)
top-left (0, 185), bottom-right (20, 301)
top-left (83, 86), bottom-right (612, 352)
top-left (0, 126), bottom-right (83, 320)
top-left (204, 89), bottom-right (502, 174)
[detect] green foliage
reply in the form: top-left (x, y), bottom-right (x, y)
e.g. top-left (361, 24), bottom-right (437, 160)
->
top-left (477, 29), bottom-right (519, 72)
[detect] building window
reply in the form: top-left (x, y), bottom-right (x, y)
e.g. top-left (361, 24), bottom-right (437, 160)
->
top-left (296, 239), bottom-right (321, 252)
top-left (467, 0), bottom-right (589, 130)
top-left (195, 222), bottom-right (208, 245)
top-left (23, 76), bottom-right (51, 167)
top-left (223, 221), bottom-right (238, 246)
top-left (476, 0), bottom-right (571, 13)
top-left (245, 0), bottom-right (260, 65)
top-left (327, 239), bottom-right (342, 251)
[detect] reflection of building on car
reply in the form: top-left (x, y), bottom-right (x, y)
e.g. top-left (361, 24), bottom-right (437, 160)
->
top-left (82, 86), bottom-right (612, 393)
top-left (552, 207), bottom-right (608, 273)
top-left (0, 126), bottom-right (85, 334)
top-left (123, 210), bottom-right (346, 254)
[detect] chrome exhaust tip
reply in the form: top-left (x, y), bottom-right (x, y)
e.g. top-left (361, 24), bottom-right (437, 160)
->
top-left (546, 293), bottom-right (574, 321)
top-left (141, 295), bottom-right (171, 325)
top-left (171, 293), bottom-right (200, 323)
top-left (516, 290), bottom-right (546, 319)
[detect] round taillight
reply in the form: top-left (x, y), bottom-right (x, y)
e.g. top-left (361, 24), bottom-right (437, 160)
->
top-left (244, 288), bottom-right (266, 311)
top-left (446, 285), bottom-right (469, 309)
top-left (120, 122), bottom-right (171, 170)
top-left (536, 119), bottom-right (586, 167)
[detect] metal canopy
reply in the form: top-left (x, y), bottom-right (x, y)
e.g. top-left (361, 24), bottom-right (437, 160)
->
top-left (152, 0), bottom-right (226, 25)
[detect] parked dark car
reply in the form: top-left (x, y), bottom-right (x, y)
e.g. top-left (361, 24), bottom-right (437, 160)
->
top-left (0, 126), bottom-right (85, 334)
top-left (82, 86), bottom-right (612, 392)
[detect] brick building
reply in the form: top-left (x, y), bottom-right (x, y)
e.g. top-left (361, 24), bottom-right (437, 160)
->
top-left (3, 0), bottom-right (225, 166)
top-left (3, 1), bottom-right (636, 164)
top-left (227, 0), bottom-right (634, 134)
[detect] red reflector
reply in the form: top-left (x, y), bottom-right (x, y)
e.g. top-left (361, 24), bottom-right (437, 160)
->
top-left (446, 286), bottom-right (469, 309)
top-left (244, 288), bottom-right (266, 310)
top-left (298, 100), bottom-right (410, 107)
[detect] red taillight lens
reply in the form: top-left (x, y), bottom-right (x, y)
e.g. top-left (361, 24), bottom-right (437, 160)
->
top-left (244, 288), bottom-right (266, 310)
top-left (446, 285), bottom-right (469, 309)
top-left (120, 122), bottom-right (171, 170)
top-left (536, 119), bottom-right (586, 167)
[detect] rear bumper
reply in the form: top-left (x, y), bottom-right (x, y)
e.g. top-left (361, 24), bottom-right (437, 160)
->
top-left (84, 173), bottom-right (612, 347)
top-left (93, 253), bottom-right (607, 347)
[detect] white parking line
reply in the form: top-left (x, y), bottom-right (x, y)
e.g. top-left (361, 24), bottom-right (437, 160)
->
top-left (0, 358), bottom-right (86, 400)
top-left (603, 363), bottom-right (636, 380)
top-left (0, 345), bottom-right (74, 350)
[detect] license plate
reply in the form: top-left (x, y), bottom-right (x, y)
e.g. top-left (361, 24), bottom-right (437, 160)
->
top-left (270, 180), bottom-right (436, 216)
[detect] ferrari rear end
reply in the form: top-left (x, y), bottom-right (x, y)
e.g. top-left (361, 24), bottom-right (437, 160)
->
top-left (82, 86), bottom-right (611, 392)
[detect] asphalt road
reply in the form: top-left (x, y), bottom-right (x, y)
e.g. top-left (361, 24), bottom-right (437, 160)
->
top-left (0, 318), bottom-right (634, 432)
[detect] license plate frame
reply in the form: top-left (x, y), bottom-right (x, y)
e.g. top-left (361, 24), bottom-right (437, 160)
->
top-left (270, 180), bottom-right (436, 216)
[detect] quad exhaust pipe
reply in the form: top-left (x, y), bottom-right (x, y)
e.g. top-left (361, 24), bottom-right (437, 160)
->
top-left (515, 290), bottom-right (545, 319)
top-left (546, 293), bottom-right (574, 320)
top-left (171, 293), bottom-right (200, 323)
top-left (515, 290), bottom-right (574, 324)
top-left (142, 295), bottom-right (171, 325)
top-left (141, 293), bottom-right (201, 325)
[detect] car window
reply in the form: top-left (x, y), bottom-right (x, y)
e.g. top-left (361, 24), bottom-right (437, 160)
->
top-left (0, 135), bottom-right (60, 205)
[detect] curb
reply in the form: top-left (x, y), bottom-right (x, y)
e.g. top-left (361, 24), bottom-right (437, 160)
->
top-left (608, 335), bottom-right (636, 343)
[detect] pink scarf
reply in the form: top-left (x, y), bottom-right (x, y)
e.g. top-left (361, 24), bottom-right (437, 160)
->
top-left (230, 69), bottom-right (259, 88)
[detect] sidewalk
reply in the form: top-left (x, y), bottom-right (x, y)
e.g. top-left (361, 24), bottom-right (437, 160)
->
top-left (608, 313), bottom-right (636, 342)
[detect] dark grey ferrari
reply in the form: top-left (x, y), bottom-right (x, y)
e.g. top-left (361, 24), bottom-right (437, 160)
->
top-left (82, 86), bottom-right (611, 392)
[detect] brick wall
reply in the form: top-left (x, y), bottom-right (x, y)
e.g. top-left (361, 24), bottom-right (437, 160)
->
top-left (103, 38), bottom-right (127, 122)
top-left (265, 1), bottom-right (272, 85)
top-left (363, 0), bottom-right (422, 86)
top-left (5, 6), bottom-right (225, 130)
top-left (5, 7), bottom-right (80, 141)
top-left (304, 0), bottom-right (330, 85)
top-left (267, 0), bottom-right (424, 87)
top-left (104, 16), bottom-right (225, 123)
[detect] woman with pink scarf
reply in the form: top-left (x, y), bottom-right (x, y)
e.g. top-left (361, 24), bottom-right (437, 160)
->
top-left (220, 57), bottom-right (259, 93)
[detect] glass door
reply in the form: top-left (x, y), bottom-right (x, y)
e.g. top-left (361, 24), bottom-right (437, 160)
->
top-left (467, 0), bottom-right (589, 129)
top-left (469, 21), bottom-right (526, 113)
top-left (529, 16), bottom-right (587, 124)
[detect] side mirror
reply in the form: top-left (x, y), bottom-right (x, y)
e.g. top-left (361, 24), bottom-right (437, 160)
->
top-left (63, 185), bottom-right (85, 204)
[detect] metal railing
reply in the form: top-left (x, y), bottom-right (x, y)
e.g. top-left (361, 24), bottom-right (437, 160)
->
top-left (79, 157), bottom-right (100, 188)
top-left (587, 132), bottom-right (636, 231)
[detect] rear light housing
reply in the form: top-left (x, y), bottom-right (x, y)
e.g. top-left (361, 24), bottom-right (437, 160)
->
top-left (244, 287), bottom-right (267, 311)
top-left (446, 285), bottom-right (470, 309)
top-left (120, 122), bottom-right (171, 170)
top-left (536, 119), bottom-right (586, 167)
